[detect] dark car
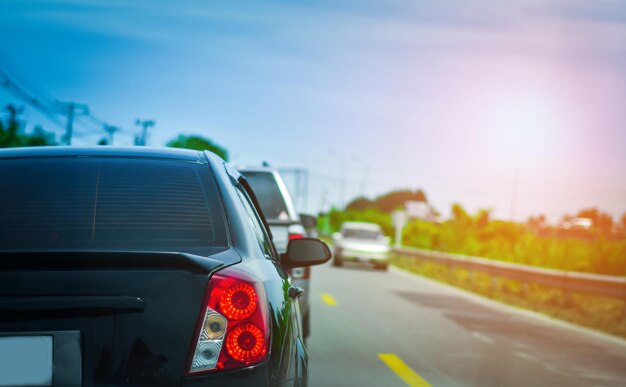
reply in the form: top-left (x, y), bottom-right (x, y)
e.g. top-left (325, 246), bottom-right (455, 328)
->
top-left (0, 147), bottom-right (330, 387)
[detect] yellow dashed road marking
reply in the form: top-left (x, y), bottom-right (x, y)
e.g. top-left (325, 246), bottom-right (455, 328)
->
top-left (378, 353), bottom-right (432, 387)
top-left (320, 293), bottom-right (337, 306)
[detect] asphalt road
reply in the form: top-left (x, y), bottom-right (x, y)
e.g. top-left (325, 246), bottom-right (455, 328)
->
top-left (306, 261), bottom-right (626, 387)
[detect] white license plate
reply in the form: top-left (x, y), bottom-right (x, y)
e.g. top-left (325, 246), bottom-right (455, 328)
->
top-left (0, 336), bottom-right (53, 386)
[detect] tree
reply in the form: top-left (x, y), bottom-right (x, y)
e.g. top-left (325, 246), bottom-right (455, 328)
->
top-left (451, 203), bottom-right (471, 223)
top-left (166, 134), bottom-right (228, 161)
top-left (527, 214), bottom-right (547, 229)
top-left (0, 104), bottom-right (57, 148)
top-left (371, 189), bottom-right (428, 213)
top-left (474, 209), bottom-right (491, 228)
top-left (345, 196), bottom-right (374, 211)
top-left (576, 207), bottom-right (614, 235)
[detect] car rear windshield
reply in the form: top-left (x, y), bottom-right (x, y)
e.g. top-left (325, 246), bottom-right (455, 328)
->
top-left (240, 171), bottom-right (289, 221)
top-left (343, 229), bottom-right (382, 239)
top-left (0, 157), bottom-right (228, 250)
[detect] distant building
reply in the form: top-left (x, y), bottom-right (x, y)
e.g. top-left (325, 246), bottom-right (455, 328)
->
top-left (405, 200), bottom-right (439, 222)
top-left (561, 217), bottom-right (592, 230)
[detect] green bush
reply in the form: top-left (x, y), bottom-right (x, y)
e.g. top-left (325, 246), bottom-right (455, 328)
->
top-left (322, 207), bottom-right (626, 276)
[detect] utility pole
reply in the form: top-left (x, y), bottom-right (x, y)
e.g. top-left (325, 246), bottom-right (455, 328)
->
top-left (328, 150), bottom-right (349, 208)
top-left (134, 119), bottom-right (155, 146)
top-left (510, 168), bottom-right (519, 221)
top-left (359, 165), bottom-right (370, 197)
top-left (103, 124), bottom-right (118, 145)
top-left (320, 187), bottom-right (329, 213)
top-left (4, 103), bottom-right (24, 127)
top-left (58, 102), bottom-right (89, 145)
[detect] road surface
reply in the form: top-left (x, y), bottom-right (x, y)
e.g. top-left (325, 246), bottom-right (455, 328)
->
top-left (306, 261), bottom-right (626, 387)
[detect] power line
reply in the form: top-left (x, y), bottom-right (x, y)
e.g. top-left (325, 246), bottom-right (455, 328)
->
top-left (0, 69), bottom-right (66, 129)
top-left (87, 113), bottom-right (106, 127)
top-left (0, 68), bottom-right (88, 145)
top-left (0, 52), bottom-right (59, 107)
top-left (0, 56), bottom-right (128, 145)
top-left (74, 115), bottom-right (107, 134)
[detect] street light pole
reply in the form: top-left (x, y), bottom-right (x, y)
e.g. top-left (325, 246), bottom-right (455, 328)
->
top-left (510, 168), bottom-right (519, 221)
top-left (328, 150), bottom-right (348, 208)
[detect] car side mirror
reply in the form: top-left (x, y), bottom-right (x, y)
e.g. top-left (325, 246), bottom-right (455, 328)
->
top-left (299, 213), bottom-right (317, 230)
top-left (282, 238), bottom-right (331, 270)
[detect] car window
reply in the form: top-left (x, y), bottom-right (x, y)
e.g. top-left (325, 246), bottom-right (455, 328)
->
top-left (342, 229), bottom-right (382, 239)
top-left (239, 171), bottom-right (289, 221)
top-left (0, 157), bottom-right (228, 250)
top-left (235, 185), bottom-right (275, 260)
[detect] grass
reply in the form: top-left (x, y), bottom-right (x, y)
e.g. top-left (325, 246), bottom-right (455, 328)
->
top-left (391, 252), bottom-right (626, 339)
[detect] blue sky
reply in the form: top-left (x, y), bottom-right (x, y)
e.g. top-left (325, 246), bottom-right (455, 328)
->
top-left (1, 0), bottom-right (625, 220)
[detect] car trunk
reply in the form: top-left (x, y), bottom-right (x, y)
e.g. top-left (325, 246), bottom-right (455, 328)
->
top-left (0, 250), bottom-right (233, 386)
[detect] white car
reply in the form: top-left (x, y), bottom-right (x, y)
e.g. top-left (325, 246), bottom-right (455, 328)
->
top-left (332, 222), bottom-right (391, 270)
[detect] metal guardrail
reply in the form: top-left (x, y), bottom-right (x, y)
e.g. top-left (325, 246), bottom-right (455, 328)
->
top-left (392, 246), bottom-right (626, 300)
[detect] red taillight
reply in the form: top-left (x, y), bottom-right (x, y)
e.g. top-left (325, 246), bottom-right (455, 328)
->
top-left (226, 323), bottom-right (266, 362)
top-left (187, 267), bottom-right (269, 374)
top-left (288, 233), bottom-right (304, 240)
top-left (220, 282), bottom-right (257, 320)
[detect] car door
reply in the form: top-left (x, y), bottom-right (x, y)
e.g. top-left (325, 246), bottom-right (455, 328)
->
top-left (234, 181), bottom-right (307, 386)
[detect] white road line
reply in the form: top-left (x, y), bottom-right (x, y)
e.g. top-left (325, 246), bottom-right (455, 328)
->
top-left (544, 364), bottom-right (563, 375)
top-left (471, 331), bottom-right (494, 344)
top-left (514, 351), bottom-right (537, 362)
top-left (580, 372), bottom-right (626, 381)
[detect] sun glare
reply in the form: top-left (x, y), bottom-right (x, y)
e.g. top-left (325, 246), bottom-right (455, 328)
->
top-left (482, 88), bottom-right (562, 165)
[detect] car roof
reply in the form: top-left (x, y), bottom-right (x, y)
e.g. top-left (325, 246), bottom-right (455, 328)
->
top-left (0, 146), bottom-right (206, 162)
top-left (237, 165), bottom-right (278, 174)
top-left (341, 222), bottom-right (382, 231)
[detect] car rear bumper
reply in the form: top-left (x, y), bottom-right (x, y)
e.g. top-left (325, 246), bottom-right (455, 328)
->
top-left (182, 361), bottom-right (296, 387)
top-left (341, 255), bottom-right (388, 263)
top-left (341, 250), bottom-right (388, 262)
